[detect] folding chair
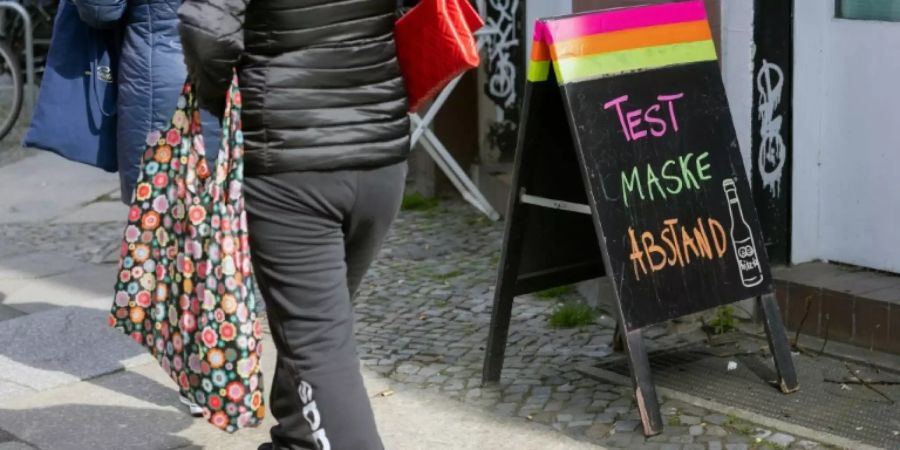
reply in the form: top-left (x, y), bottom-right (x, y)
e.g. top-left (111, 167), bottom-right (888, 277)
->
top-left (408, 22), bottom-right (503, 221)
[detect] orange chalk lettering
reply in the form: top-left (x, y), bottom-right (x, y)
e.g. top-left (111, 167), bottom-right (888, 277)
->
top-left (628, 227), bottom-right (647, 279)
top-left (680, 227), bottom-right (700, 264)
top-left (708, 218), bottom-right (727, 257)
top-left (641, 232), bottom-right (668, 271)
top-left (693, 218), bottom-right (713, 259)
top-left (663, 218), bottom-right (684, 267)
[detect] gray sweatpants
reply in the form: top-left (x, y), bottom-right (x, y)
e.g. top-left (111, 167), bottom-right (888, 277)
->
top-left (243, 162), bottom-right (407, 450)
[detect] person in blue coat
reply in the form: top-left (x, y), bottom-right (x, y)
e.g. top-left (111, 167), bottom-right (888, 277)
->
top-left (72, 0), bottom-right (219, 204)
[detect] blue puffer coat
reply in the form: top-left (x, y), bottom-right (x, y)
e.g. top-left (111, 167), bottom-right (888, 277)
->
top-left (73, 0), bottom-right (219, 203)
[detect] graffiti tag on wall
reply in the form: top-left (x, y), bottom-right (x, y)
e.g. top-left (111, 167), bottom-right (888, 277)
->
top-left (484, 0), bottom-right (524, 160)
top-left (756, 59), bottom-right (786, 196)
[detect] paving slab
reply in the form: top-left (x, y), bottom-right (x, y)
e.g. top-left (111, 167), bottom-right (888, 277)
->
top-left (0, 332), bottom-right (603, 450)
top-left (0, 424), bottom-right (22, 442)
top-left (0, 380), bottom-right (34, 403)
top-left (0, 263), bottom-right (115, 313)
top-left (0, 304), bottom-right (24, 322)
top-left (0, 443), bottom-right (37, 450)
top-left (367, 372), bottom-right (601, 450)
top-left (0, 243), bottom-right (25, 260)
top-left (0, 278), bottom-right (28, 314)
top-left (0, 251), bottom-right (84, 282)
top-left (0, 152), bottom-right (118, 225)
top-left (18, 354), bottom-right (271, 450)
top-left (0, 373), bottom-right (204, 450)
top-left (0, 222), bottom-right (123, 267)
top-left (0, 306), bottom-right (151, 402)
top-left (52, 201), bottom-right (127, 225)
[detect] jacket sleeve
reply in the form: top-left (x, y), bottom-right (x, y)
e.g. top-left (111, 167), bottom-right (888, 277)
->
top-left (71, 0), bottom-right (127, 29)
top-left (178, 0), bottom-right (249, 118)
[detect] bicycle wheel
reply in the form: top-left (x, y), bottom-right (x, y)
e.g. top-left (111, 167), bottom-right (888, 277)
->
top-left (0, 41), bottom-right (23, 141)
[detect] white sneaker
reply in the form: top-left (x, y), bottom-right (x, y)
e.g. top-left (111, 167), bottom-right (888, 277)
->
top-left (179, 394), bottom-right (205, 417)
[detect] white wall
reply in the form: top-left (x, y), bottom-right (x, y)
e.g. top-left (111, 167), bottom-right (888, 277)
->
top-left (791, 1), bottom-right (828, 264)
top-left (525, 0), bottom-right (572, 59)
top-left (720, 0), bottom-right (755, 184)
top-left (793, 1), bottom-right (900, 272)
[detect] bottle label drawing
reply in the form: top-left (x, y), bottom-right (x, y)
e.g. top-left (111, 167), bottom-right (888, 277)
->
top-left (723, 179), bottom-right (764, 287)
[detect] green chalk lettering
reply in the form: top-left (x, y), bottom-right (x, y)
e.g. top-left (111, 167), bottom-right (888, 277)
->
top-left (661, 160), bottom-right (684, 195)
top-left (679, 153), bottom-right (700, 190)
top-left (621, 167), bottom-right (644, 208)
top-left (645, 164), bottom-right (666, 201)
top-left (696, 152), bottom-right (712, 181)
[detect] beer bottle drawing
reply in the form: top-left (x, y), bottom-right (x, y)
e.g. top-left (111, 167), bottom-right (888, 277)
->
top-left (723, 179), bottom-right (764, 287)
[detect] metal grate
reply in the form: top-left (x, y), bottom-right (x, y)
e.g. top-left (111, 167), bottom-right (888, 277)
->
top-left (598, 341), bottom-right (900, 449)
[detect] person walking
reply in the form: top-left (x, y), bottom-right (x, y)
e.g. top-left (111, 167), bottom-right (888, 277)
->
top-left (72, 0), bottom-right (220, 204)
top-left (178, 1), bottom-right (410, 449)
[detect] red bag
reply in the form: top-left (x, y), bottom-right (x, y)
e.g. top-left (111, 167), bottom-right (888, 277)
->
top-left (395, 0), bottom-right (484, 112)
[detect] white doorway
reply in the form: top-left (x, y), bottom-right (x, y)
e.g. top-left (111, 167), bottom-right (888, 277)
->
top-left (793, 0), bottom-right (900, 273)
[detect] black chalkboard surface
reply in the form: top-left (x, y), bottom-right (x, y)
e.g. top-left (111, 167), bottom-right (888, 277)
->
top-left (567, 60), bottom-right (771, 329)
top-left (482, 0), bottom-right (797, 437)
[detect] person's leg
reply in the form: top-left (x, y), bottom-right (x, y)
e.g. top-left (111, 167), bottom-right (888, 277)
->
top-left (245, 170), bottom-right (382, 450)
top-left (344, 162), bottom-right (408, 296)
top-left (252, 260), bottom-right (318, 449)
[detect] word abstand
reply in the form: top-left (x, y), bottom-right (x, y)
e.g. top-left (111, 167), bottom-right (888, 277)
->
top-left (482, 1), bottom-right (798, 436)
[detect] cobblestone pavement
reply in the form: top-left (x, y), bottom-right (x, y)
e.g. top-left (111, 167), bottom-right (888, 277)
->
top-left (0, 222), bottom-right (122, 264)
top-left (354, 202), bottom-right (831, 450)
top-left (0, 197), bottom-right (832, 450)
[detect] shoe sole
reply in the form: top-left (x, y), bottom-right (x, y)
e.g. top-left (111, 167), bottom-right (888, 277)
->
top-left (179, 394), bottom-right (205, 417)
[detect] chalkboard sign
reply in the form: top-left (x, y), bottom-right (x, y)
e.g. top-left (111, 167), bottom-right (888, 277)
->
top-left (566, 57), bottom-right (773, 327)
top-left (483, 0), bottom-right (798, 436)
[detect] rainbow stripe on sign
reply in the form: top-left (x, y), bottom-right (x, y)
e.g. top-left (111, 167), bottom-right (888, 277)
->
top-left (529, 0), bottom-right (717, 84)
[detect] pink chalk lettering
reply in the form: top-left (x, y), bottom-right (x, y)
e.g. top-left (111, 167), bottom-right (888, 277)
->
top-left (657, 93), bottom-right (685, 133)
top-left (603, 95), bottom-right (631, 141)
top-left (644, 104), bottom-right (667, 137)
top-left (626, 109), bottom-right (647, 140)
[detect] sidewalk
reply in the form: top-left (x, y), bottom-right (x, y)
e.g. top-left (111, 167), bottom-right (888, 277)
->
top-left (0, 310), bottom-right (596, 450)
top-left (0, 152), bottom-right (599, 450)
top-left (4, 151), bottom-right (889, 450)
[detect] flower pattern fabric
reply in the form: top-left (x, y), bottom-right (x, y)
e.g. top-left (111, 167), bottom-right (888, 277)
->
top-left (110, 76), bottom-right (264, 432)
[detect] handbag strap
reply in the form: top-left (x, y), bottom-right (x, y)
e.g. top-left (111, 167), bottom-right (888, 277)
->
top-left (89, 34), bottom-right (116, 117)
top-left (210, 76), bottom-right (241, 192)
top-left (184, 76), bottom-right (242, 198)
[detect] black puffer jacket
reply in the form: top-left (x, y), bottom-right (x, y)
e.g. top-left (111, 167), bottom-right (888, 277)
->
top-left (178, 0), bottom-right (410, 174)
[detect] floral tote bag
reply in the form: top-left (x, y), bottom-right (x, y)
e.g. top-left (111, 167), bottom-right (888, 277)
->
top-left (110, 76), bottom-right (265, 432)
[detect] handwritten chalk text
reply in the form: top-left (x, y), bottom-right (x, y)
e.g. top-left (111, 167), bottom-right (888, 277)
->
top-left (621, 152), bottom-right (712, 207)
top-left (603, 93), bottom-right (685, 141)
top-left (628, 217), bottom-right (727, 280)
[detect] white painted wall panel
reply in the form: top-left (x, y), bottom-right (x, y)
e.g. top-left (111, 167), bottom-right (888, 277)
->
top-left (793, 1), bottom-right (900, 272)
top-left (524, 0), bottom-right (572, 60)
top-left (720, 0), bottom-right (755, 185)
